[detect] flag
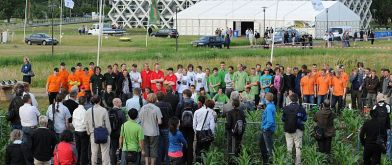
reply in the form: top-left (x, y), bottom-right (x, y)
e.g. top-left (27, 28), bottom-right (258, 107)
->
top-left (311, 0), bottom-right (324, 11)
top-left (149, 0), bottom-right (160, 25)
top-left (64, 0), bottom-right (74, 9)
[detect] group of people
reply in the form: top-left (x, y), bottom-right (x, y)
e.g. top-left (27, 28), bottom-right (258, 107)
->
top-left (8, 59), bottom-right (392, 164)
top-left (245, 29), bottom-right (261, 48)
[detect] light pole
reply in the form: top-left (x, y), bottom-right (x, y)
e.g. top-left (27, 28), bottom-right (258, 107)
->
top-left (49, 2), bottom-right (56, 56)
top-left (175, 7), bottom-right (179, 52)
top-left (262, 6), bottom-right (267, 37)
top-left (326, 8), bottom-right (329, 32)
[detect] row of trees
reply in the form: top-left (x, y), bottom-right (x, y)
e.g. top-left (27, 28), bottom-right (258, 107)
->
top-left (0, 0), bottom-right (110, 23)
top-left (371, 0), bottom-right (392, 26)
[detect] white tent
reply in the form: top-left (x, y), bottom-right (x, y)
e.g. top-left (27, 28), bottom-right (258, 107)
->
top-left (176, 0), bottom-right (360, 38)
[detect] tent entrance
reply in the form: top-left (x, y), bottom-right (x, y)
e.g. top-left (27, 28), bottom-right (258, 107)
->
top-left (240, 22), bottom-right (254, 35)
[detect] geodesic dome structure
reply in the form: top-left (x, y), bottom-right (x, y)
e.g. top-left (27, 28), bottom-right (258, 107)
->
top-left (108, 0), bottom-right (371, 30)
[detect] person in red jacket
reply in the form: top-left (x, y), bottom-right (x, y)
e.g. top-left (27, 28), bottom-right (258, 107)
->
top-left (53, 130), bottom-right (77, 165)
top-left (141, 63), bottom-right (152, 90)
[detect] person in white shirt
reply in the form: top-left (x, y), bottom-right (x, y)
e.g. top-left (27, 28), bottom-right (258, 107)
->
top-left (195, 66), bottom-right (208, 92)
top-left (126, 87), bottom-right (147, 112)
top-left (46, 94), bottom-right (71, 134)
top-left (175, 64), bottom-right (184, 92)
top-left (187, 64), bottom-right (196, 86)
top-left (19, 94), bottom-right (40, 145)
top-left (190, 85), bottom-right (197, 101)
top-left (129, 64), bottom-right (142, 89)
top-left (24, 83), bottom-right (38, 108)
top-left (193, 98), bottom-right (215, 162)
top-left (72, 96), bottom-right (89, 165)
top-left (177, 69), bottom-right (190, 103)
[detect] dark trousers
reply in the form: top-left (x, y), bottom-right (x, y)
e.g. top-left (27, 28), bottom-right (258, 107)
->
top-left (259, 131), bottom-right (274, 165)
top-left (195, 136), bottom-right (211, 163)
top-left (157, 129), bottom-right (169, 165)
top-left (23, 75), bottom-right (31, 84)
top-left (255, 94), bottom-right (261, 106)
top-left (363, 144), bottom-right (381, 165)
top-left (110, 135), bottom-right (120, 165)
top-left (169, 157), bottom-right (183, 165)
top-left (48, 92), bottom-right (58, 104)
top-left (332, 95), bottom-right (343, 113)
top-left (180, 128), bottom-right (194, 165)
top-left (274, 92), bottom-right (283, 108)
top-left (351, 90), bottom-right (362, 110)
top-left (227, 132), bottom-right (243, 156)
top-left (75, 131), bottom-right (90, 165)
top-left (317, 137), bottom-right (332, 154)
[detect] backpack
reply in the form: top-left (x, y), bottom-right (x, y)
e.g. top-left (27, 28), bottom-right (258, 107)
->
top-left (232, 120), bottom-right (244, 135)
top-left (284, 108), bottom-right (298, 133)
top-left (181, 102), bottom-right (195, 128)
top-left (108, 109), bottom-right (120, 132)
top-left (374, 103), bottom-right (389, 127)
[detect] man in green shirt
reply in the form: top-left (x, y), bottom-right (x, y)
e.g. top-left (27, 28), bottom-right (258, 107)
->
top-left (218, 62), bottom-right (227, 91)
top-left (247, 68), bottom-right (260, 105)
top-left (208, 68), bottom-right (221, 97)
top-left (213, 88), bottom-right (229, 104)
top-left (119, 108), bottom-right (144, 165)
top-left (233, 64), bottom-right (248, 92)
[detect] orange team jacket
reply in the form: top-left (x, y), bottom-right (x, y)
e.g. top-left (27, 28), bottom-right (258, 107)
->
top-left (75, 69), bottom-right (84, 82)
top-left (88, 69), bottom-right (94, 77)
top-left (300, 76), bottom-right (316, 95)
top-left (67, 73), bottom-right (80, 92)
top-left (58, 69), bottom-right (69, 89)
top-left (47, 74), bottom-right (62, 93)
top-left (331, 76), bottom-right (347, 96)
top-left (311, 71), bottom-right (320, 80)
top-left (316, 76), bottom-right (331, 96)
top-left (81, 74), bottom-right (91, 91)
top-left (341, 72), bottom-right (349, 85)
top-left (164, 74), bottom-right (177, 91)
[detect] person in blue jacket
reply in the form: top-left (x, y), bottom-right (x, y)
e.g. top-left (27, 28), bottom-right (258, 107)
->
top-left (260, 92), bottom-right (276, 165)
top-left (168, 117), bottom-right (187, 165)
top-left (21, 57), bottom-right (33, 84)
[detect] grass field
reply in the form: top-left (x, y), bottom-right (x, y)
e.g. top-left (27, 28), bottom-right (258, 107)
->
top-left (0, 23), bottom-right (392, 164)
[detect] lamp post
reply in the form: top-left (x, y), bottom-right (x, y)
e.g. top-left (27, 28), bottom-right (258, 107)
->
top-left (49, 2), bottom-right (56, 56)
top-left (262, 6), bottom-right (267, 37)
top-left (175, 7), bottom-right (179, 52)
top-left (326, 8), bottom-right (329, 32)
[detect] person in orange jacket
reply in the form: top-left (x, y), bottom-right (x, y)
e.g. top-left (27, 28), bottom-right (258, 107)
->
top-left (88, 62), bottom-right (95, 77)
top-left (75, 63), bottom-right (84, 83)
top-left (81, 67), bottom-right (91, 94)
top-left (68, 67), bottom-right (80, 92)
top-left (53, 130), bottom-right (78, 165)
top-left (331, 71), bottom-right (347, 113)
top-left (300, 71), bottom-right (316, 104)
top-left (46, 68), bottom-right (62, 104)
top-left (59, 62), bottom-right (69, 92)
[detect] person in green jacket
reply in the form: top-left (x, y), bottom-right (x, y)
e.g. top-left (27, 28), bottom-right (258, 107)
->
top-left (233, 64), bottom-right (248, 92)
top-left (213, 88), bottom-right (229, 104)
top-left (218, 62), bottom-right (228, 91)
top-left (208, 68), bottom-right (221, 97)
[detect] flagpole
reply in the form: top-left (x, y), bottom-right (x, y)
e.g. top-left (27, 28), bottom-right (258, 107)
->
top-left (270, 0), bottom-right (279, 63)
top-left (97, 0), bottom-right (103, 66)
top-left (60, 0), bottom-right (63, 45)
top-left (23, 0), bottom-right (28, 42)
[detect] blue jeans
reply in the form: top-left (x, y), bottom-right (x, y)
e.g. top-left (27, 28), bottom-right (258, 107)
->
top-left (387, 129), bottom-right (392, 160)
top-left (303, 95), bottom-right (315, 104)
top-left (317, 95), bottom-right (327, 106)
top-left (120, 151), bottom-right (141, 165)
top-left (22, 126), bottom-right (35, 148)
top-left (157, 129), bottom-right (169, 165)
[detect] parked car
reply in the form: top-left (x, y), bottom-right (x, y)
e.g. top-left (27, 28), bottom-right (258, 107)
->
top-left (329, 26), bottom-right (352, 41)
top-left (25, 33), bottom-right (58, 45)
top-left (87, 23), bottom-right (126, 36)
top-left (269, 29), bottom-right (302, 44)
top-left (192, 36), bottom-right (225, 48)
top-left (150, 29), bottom-right (179, 38)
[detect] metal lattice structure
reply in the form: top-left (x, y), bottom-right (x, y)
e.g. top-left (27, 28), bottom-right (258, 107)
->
top-left (108, 0), bottom-right (371, 29)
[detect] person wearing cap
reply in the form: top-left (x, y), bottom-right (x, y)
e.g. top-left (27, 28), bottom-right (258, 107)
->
top-left (130, 64), bottom-right (142, 90)
top-left (46, 68), bottom-right (62, 104)
top-left (300, 71), bottom-right (316, 105)
top-left (373, 94), bottom-right (392, 159)
top-left (68, 67), bottom-right (80, 93)
top-left (88, 62), bottom-right (95, 77)
top-left (59, 62), bottom-right (69, 92)
top-left (164, 67), bottom-right (177, 92)
top-left (151, 63), bottom-right (165, 93)
top-left (75, 63), bottom-right (84, 83)
top-left (90, 66), bottom-right (105, 96)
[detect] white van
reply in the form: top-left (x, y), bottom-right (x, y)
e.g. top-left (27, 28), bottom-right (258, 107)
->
top-left (328, 26), bottom-right (352, 40)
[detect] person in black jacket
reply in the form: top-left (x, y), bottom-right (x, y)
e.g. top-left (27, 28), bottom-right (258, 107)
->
top-left (164, 87), bottom-right (179, 111)
top-left (117, 70), bottom-right (132, 105)
top-left (109, 98), bottom-right (126, 165)
top-left (226, 100), bottom-right (246, 157)
top-left (7, 83), bottom-right (25, 130)
top-left (102, 84), bottom-right (116, 108)
top-left (155, 91), bottom-right (174, 165)
top-left (6, 129), bottom-right (32, 165)
top-left (63, 90), bottom-right (79, 123)
top-left (31, 116), bottom-right (57, 164)
top-left (360, 109), bottom-right (387, 164)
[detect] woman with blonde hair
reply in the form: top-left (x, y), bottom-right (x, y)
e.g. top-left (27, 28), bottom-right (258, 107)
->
top-left (6, 129), bottom-right (32, 164)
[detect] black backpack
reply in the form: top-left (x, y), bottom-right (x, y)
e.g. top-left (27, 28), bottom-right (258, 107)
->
top-left (108, 109), bottom-right (120, 132)
top-left (375, 103), bottom-right (389, 126)
top-left (284, 108), bottom-right (298, 133)
top-left (181, 102), bottom-right (195, 128)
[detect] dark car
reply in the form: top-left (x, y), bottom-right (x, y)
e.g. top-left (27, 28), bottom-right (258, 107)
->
top-left (151, 29), bottom-right (179, 38)
top-left (25, 33), bottom-right (58, 45)
top-left (192, 36), bottom-right (225, 48)
top-left (270, 29), bottom-right (302, 44)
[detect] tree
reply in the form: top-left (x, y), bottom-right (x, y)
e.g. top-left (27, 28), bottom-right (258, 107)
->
top-left (371, 0), bottom-right (392, 26)
top-left (0, 0), bottom-right (23, 23)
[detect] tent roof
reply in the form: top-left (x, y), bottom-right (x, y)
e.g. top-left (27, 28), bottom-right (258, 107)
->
top-left (177, 0), bottom-right (360, 22)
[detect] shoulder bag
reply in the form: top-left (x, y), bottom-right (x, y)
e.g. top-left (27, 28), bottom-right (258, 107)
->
top-left (196, 111), bottom-right (214, 143)
top-left (92, 106), bottom-right (109, 144)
